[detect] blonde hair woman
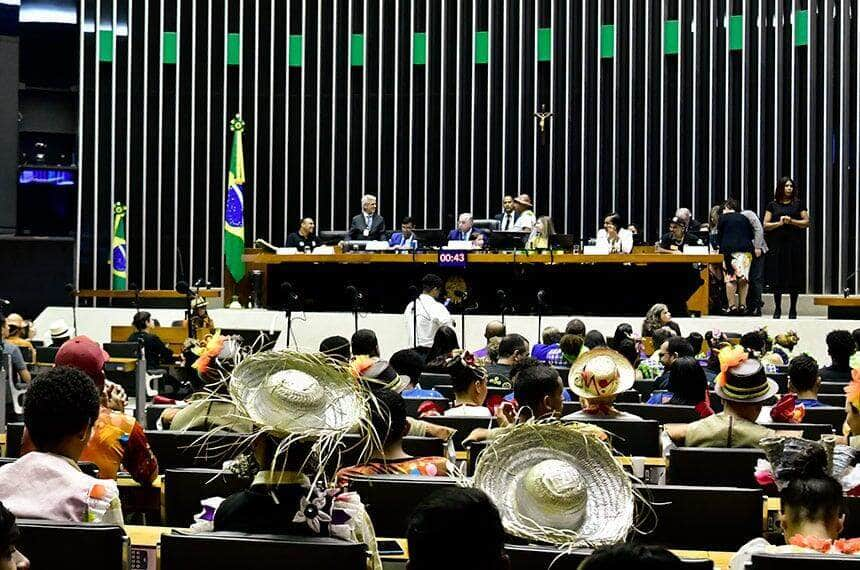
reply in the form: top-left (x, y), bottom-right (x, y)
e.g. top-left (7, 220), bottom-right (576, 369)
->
top-left (526, 216), bottom-right (555, 250)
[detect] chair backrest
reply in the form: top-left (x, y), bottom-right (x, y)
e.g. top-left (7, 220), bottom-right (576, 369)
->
top-left (103, 341), bottom-right (139, 358)
top-left (18, 347), bottom-right (33, 363)
top-left (161, 531), bottom-right (368, 570)
top-left (768, 422), bottom-right (834, 440)
top-left (418, 372), bottom-right (452, 389)
top-left (504, 544), bottom-right (714, 570)
top-left (667, 447), bottom-right (765, 488)
top-left (633, 379), bottom-right (657, 399)
top-left (634, 484), bottom-right (764, 551)
top-left (144, 430), bottom-right (250, 472)
top-left (337, 434), bottom-right (446, 469)
top-left (614, 390), bottom-right (642, 404)
top-left (567, 418), bottom-right (661, 456)
top-left (5, 422), bottom-right (24, 458)
top-left (16, 519), bottom-right (128, 568)
top-left (345, 475), bottom-right (456, 537)
top-left (617, 403), bottom-right (701, 424)
top-left (465, 440), bottom-right (489, 476)
top-left (818, 394), bottom-right (847, 407)
top-left (561, 401), bottom-right (582, 416)
top-left (751, 552), bottom-right (860, 569)
top-left (433, 385), bottom-right (510, 401)
top-left (473, 219), bottom-right (500, 231)
top-left (35, 346), bottom-right (59, 363)
top-left (403, 397), bottom-right (450, 417)
top-left (801, 406), bottom-right (846, 432)
top-left (842, 496), bottom-right (860, 537)
top-left (423, 416), bottom-right (497, 450)
top-left (110, 325), bottom-right (211, 355)
top-left (145, 404), bottom-right (175, 430)
top-left (819, 382), bottom-right (847, 395)
top-left (163, 468), bottom-right (247, 526)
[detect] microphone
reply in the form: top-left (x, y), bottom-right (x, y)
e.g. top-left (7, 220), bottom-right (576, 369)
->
top-left (845, 271), bottom-right (858, 298)
top-left (129, 282), bottom-right (139, 291)
top-left (536, 289), bottom-right (548, 306)
top-left (496, 289), bottom-right (507, 303)
top-left (346, 285), bottom-right (364, 301)
top-left (407, 285), bottom-right (419, 300)
top-left (193, 278), bottom-right (212, 288)
top-left (64, 283), bottom-right (76, 296)
top-left (281, 281), bottom-right (299, 301)
top-left (64, 283), bottom-right (78, 336)
top-left (175, 281), bottom-right (192, 296)
top-left (0, 298), bottom-right (9, 306)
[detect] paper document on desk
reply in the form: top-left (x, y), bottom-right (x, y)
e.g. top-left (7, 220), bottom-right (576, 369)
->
top-left (255, 238), bottom-right (299, 255)
top-left (681, 246), bottom-right (710, 255)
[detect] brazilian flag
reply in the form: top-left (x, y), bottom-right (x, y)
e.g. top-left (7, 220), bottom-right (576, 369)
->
top-left (111, 203), bottom-right (128, 290)
top-left (225, 115), bottom-right (246, 282)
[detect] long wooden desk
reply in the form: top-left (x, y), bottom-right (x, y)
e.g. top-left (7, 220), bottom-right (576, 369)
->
top-left (814, 295), bottom-right (860, 319)
top-left (237, 250), bottom-right (722, 316)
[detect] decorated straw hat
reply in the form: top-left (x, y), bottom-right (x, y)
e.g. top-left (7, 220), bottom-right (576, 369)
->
top-left (472, 421), bottom-right (634, 547)
top-left (229, 351), bottom-right (370, 436)
top-left (350, 357), bottom-right (410, 394)
top-left (713, 345), bottom-right (778, 403)
top-left (758, 436), bottom-right (856, 490)
top-left (568, 348), bottom-right (635, 399)
top-left (192, 296), bottom-right (209, 309)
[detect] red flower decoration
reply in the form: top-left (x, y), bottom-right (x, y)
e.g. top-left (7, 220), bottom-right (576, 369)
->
top-left (789, 534), bottom-right (833, 553)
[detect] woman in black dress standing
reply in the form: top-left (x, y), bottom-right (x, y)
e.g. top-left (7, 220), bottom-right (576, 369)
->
top-left (763, 177), bottom-right (810, 319)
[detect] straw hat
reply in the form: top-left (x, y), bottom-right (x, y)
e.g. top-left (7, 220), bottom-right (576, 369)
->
top-left (714, 345), bottom-right (778, 403)
top-left (513, 194), bottom-right (533, 208)
top-left (5, 314), bottom-right (27, 330)
top-left (229, 351), bottom-right (369, 436)
top-left (192, 297), bottom-right (209, 310)
top-left (568, 348), bottom-right (635, 399)
top-left (472, 421), bottom-right (634, 547)
top-left (759, 436), bottom-right (855, 490)
top-left (49, 319), bottom-right (70, 339)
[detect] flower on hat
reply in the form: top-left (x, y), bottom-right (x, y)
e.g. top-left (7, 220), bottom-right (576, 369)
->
top-left (192, 331), bottom-right (225, 375)
top-left (715, 345), bottom-right (748, 388)
top-left (349, 355), bottom-right (376, 379)
top-left (845, 369), bottom-right (860, 412)
top-left (769, 393), bottom-right (805, 423)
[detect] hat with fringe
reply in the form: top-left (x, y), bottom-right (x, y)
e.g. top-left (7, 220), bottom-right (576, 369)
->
top-left (568, 348), bottom-right (635, 399)
top-left (229, 351), bottom-right (372, 436)
top-left (472, 421), bottom-right (634, 547)
top-left (350, 356), bottom-right (410, 394)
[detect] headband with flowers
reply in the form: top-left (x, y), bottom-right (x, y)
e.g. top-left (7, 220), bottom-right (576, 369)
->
top-left (715, 344), bottom-right (748, 388)
top-left (845, 368), bottom-right (860, 412)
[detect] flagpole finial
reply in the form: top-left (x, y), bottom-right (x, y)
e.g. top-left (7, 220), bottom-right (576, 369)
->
top-left (230, 115), bottom-right (245, 132)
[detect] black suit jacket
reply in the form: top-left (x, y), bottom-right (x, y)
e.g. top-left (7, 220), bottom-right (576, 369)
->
top-left (349, 213), bottom-right (386, 240)
top-left (493, 211), bottom-right (519, 230)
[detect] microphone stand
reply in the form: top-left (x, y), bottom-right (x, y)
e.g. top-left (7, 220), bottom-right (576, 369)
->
top-left (408, 286), bottom-right (420, 348)
top-left (349, 289), bottom-right (363, 333)
top-left (284, 290), bottom-right (302, 349)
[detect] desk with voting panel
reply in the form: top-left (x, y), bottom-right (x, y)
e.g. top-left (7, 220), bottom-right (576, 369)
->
top-left (235, 250), bottom-right (722, 316)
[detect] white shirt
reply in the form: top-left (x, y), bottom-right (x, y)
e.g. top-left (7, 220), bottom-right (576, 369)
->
top-left (595, 228), bottom-right (634, 254)
top-left (404, 293), bottom-right (455, 348)
top-left (500, 212), bottom-right (515, 231)
top-left (444, 405), bottom-right (492, 418)
top-left (512, 210), bottom-right (536, 231)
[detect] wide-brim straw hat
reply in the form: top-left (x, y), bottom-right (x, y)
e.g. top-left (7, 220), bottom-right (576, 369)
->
top-left (49, 319), bottom-right (70, 339)
top-left (472, 421), bottom-right (634, 547)
top-left (513, 194), bottom-right (534, 208)
top-left (229, 351), bottom-right (369, 436)
top-left (568, 348), bottom-right (635, 399)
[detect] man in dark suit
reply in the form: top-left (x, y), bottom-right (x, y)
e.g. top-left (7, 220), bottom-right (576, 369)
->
top-left (348, 194), bottom-right (387, 240)
top-left (447, 213), bottom-right (480, 241)
top-left (493, 195), bottom-right (519, 231)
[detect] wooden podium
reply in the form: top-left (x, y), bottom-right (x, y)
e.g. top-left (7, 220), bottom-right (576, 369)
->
top-left (814, 296), bottom-right (860, 319)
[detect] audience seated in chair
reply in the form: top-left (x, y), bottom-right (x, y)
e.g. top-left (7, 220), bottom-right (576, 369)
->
top-left (642, 303), bottom-right (682, 338)
top-left (819, 330), bottom-right (855, 383)
top-left (579, 544), bottom-right (684, 570)
top-left (389, 349), bottom-right (443, 399)
top-left (1, 315), bottom-right (31, 385)
top-left (646, 356), bottom-right (714, 419)
top-left (730, 441), bottom-right (859, 569)
top-left (350, 329), bottom-right (380, 361)
top-left (422, 326), bottom-right (460, 372)
top-left (407, 487), bottom-right (508, 570)
top-left (441, 353), bottom-right (491, 418)
top-left (336, 389), bottom-right (449, 484)
top-left (127, 311), bottom-right (176, 370)
top-left (542, 319), bottom-right (587, 366)
top-left (667, 347), bottom-right (776, 448)
top-left (563, 348), bottom-right (643, 421)
top-left (654, 336), bottom-right (696, 391)
top-left (21, 336), bottom-right (159, 485)
top-left (318, 336), bottom-right (351, 363)
top-left (0, 367), bottom-right (124, 524)
top-left (472, 321), bottom-right (506, 360)
top-left (759, 354), bottom-right (825, 425)
top-left (530, 326), bottom-right (562, 362)
top-left (3, 315), bottom-right (35, 365)
top-left (485, 334), bottom-right (529, 389)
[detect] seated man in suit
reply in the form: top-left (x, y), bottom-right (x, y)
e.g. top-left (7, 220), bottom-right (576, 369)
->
top-left (493, 195), bottom-right (518, 231)
top-left (285, 217), bottom-right (319, 252)
top-left (448, 213), bottom-right (479, 242)
top-left (348, 194), bottom-right (386, 240)
top-left (388, 216), bottom-right (418, 249)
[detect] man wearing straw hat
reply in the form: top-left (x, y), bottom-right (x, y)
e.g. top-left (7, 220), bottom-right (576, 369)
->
top-left (511, 194), bottom-right (536, 232)
top-left (667, 346), bottom-right (778, 448)
top-left (4, 314), bottom-right (35, 363)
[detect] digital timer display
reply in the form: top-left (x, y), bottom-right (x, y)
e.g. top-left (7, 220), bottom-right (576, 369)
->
top-left (438, 251), bottom-right (468, 268)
